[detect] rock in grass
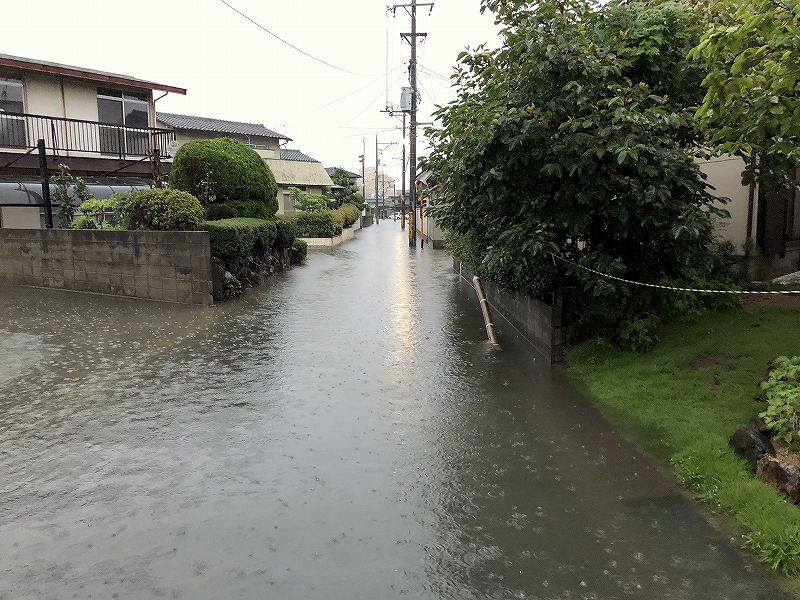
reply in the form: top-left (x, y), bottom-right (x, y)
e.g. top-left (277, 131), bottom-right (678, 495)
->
top-left (757, 456), bottom-right (800, 502)
top-left (730, 422), bottom-right (776, 468)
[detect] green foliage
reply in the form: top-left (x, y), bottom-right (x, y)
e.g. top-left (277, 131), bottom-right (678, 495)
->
top-left (52, 165), bottom-right (94, 227)
top-left (425, 0), bottom-right (725, 324)
top-left (618, 314), bottom-right (661, 353)
top-left (71, 198), bottom-right (117, 230)
top-left (116, 189), bottom-right (204, 231)
top-left (290, 187), bottom-right (330, 213)
top-left (759, 356), bottom-right (800, 450)
top-left (568, 307), bottom-right (800, 578)
top-left (225, 199), bottom-right (272, 220)
top-left (328, 168), bottom-right (363, 208)
top-left (294, 210), bottom-right (343, 238)
top-left (223, 276), bottom-right (243, 299)
top-left (205, 203), bottom-right (237, 221)
top-left (274, 217), bottom-right (298, 250)
top-left (743, 527), bottom-right (800, 576)
top-left (690, 0), bottom-right (800, 180)
top-left (334, 203), bottom-right (361, 228)
top-left (202, 218), bottom-right (277, 262)
top-left (292, 239), bottom-right (308, 263)
top-left (169, 137), bottom-right (278, 217)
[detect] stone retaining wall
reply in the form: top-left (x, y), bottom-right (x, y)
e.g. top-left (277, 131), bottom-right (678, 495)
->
top-left (0, 229), bottom-right (212, 305)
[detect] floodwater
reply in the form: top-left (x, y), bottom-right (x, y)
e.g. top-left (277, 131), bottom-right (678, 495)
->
top-left (0, 226), bottom-right (789, 599)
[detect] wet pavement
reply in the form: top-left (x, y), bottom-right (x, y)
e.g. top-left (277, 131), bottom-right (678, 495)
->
top-left (0, 225), bottom-right (790, 599)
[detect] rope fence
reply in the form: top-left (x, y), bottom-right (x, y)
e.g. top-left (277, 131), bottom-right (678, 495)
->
top-left (552, 254), bottom-right (800, 295)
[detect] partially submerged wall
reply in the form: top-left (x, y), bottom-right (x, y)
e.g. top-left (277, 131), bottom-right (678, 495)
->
top-left (455, 258), bottom-right (566, 364)
top-left (0, 229), bottom-right (212, 305)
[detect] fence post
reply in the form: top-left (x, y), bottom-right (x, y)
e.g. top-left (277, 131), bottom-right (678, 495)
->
top-left (37, 139), bottom-right (54, 229)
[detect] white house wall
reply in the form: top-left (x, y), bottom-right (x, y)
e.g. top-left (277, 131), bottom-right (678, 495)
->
top-left (698, 155), bottom-right (753, 252)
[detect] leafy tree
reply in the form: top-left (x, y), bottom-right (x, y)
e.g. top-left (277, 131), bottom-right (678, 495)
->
top-left (52, 165), bottom-right (94, 227)
top-left (289, 187), bottom-right (330, 213)
top-left (169, 137), bottom-right (278, 217)
top-left (424, 0), bottom-right (726, 325)
top-left (690, 0), bottom-right (800, 181)
top-left (328, 168), bottom-right (363, 208)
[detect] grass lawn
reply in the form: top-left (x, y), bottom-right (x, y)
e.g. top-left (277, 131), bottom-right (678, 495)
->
top-left (567, 306), bottom-right (800, 586)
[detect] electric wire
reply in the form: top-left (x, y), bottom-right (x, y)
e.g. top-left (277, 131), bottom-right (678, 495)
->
top-left (314, 66), bottom-right (404, 112)
top-left (219, 0), bottom-right (367, 76)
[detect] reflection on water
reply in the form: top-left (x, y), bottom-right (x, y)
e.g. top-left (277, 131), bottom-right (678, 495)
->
top-left (0, 227), bottom-right (788, 600)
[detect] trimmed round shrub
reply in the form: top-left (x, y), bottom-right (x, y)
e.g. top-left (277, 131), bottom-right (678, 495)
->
top-left (292, 239), bottom-right (308, 264)
top-left (205, 203), bottom-right (237, 221)
top-left (296, 210), bottom-right (343, 238)
top-left (169, 137), bottom-right (278, 217)
top-left (334, 203), bottom-right (361, 228)
top-left (226, 199), bottom-right (272, 220)
top-left (116, 189), bottom-right (204, 231)
top-left (202, 218), bottom-right (277, 263)
top-left (274, 217), bottom-right (298, 250)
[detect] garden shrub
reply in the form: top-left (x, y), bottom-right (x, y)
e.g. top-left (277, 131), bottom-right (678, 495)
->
top-left (292, 239), bottom-right (308, 263)
top-left (202, 218), bottom-right (277, 263)
top-left (72, 198), bottom-right (117, 230)
top-left (618, 314), bottom-right (661, 353)
top-left (169, 137), bottom-right (278, 217)
top-left (226, 199), bottom-right (272, 220)
top-left (295, 210), bottom-right (343, 238)
top-left (116, 189), bottom-right (204, 231)
top-left (274, 217), bottom-right (298, 250)
top-left (759, 356), bottom-right (800, 450)
top-left (205, 203), bottom-right (237, 221)
top-left (335, 203), bottom-right (361, 228)
top-left (223, 276), bottom-right (243, 299)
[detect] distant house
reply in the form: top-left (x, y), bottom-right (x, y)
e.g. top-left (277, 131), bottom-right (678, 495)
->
top-left (326, 167), bottom-right (361, 186)
top-left (156, 112), bottom-right (289, 161)
top-left (0, 53), bottom-right (185, 228)
top-left (266, 149), bottom-right (334, 214)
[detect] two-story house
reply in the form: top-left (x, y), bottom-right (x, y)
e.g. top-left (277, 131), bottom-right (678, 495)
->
top-left (268, 149), bottom-right (334, 214)
top-left (0, 53), bottom-right (185, 228)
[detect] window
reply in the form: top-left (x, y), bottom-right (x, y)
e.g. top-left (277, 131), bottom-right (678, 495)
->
top-left (0, 78), bottom-right (25, 147)
top-left (97, 88), bottom-right (150, 156)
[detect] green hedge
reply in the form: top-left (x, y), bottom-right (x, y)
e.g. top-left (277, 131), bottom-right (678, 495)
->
top-left (202, 218), bottom-right (277, 263)
top-left (335, 203), bottom-right (361, 228)
top-left (169, 137), bottom-right (278, 217)
top-left (294, 210), bottom-right (343, 238)
top-left (274, 216), bottom-right (298, 250)
top-left (116, 189), bottom-right (204, 231)
top-left (205, 203), bottom-right (237, 221)
top-left (292, 239), bottom-right (308, 263)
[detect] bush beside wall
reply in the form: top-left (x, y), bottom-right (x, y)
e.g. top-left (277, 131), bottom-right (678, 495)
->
top-left (116, 189), bottom-right (204, 231)
top-left (293, 211), bottom-right (344, 238)
top-left (202, 218), bottom-right (277, 263)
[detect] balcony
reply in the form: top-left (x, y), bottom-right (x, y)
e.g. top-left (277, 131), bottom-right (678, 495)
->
top-left (0, 111), bottom-right (175, 160)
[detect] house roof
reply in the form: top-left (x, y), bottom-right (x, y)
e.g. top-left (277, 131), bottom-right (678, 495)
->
top-left (0, 53), bottom-right (186, 95)
top-left (326, 167), bottom-right (361, 180)
top-left (280, 148), bottom-right (321, 162)
top-left (265, 157), bottom-right (334, 187)
top-left (157, 113), bottom-right (290, 140)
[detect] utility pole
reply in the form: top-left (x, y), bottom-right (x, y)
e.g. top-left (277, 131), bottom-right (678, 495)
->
top-left (359, 148), bottom-right (366, 204)
top-left (401, 113), bottom-right (407, 230)
top-left (393, 0), bottom-right (433, 247)
top-left (375, 136), bottom-right (380, 224)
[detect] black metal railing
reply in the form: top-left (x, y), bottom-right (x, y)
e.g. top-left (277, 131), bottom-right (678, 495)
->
top-left (0, 111), bottom-right (175, 159)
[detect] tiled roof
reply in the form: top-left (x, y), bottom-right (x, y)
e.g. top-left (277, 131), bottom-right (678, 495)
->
top-left (326, 167), bottom-right (361, 179)
top-left (157, 112), bottom-right (290, 140)
top-left (280, 149), bottom-right (319, 162)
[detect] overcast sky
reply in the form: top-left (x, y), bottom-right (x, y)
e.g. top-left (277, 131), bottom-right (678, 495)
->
top-left (4, 0), bottom-right (498, 184)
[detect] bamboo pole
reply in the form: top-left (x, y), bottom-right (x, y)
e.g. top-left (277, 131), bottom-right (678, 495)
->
top-left (472, 276), bottom-right (502, 351)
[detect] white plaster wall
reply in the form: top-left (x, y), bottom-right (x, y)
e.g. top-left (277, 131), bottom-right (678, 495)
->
top-left (698, 155), bottom-right (753, 252)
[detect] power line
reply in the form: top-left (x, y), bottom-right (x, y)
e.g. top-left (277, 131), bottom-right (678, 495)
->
top-left (419, 63), bottom-right (451, 82)
top-left (218, 0), bottom-right (366, 76)
top-left (314, 66), bottom-right (403, 112)
top-left (340, 73), bottom-right (404, 127)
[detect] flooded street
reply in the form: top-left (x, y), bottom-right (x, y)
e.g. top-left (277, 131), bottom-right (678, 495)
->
top-left (0, 226), bottom-right (788, 599)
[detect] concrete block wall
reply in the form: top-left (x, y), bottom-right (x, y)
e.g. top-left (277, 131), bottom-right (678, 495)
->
top-left (455, 258), bottom-right (565, 364)
top-left (0, 229), bottom-right (213, 305)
